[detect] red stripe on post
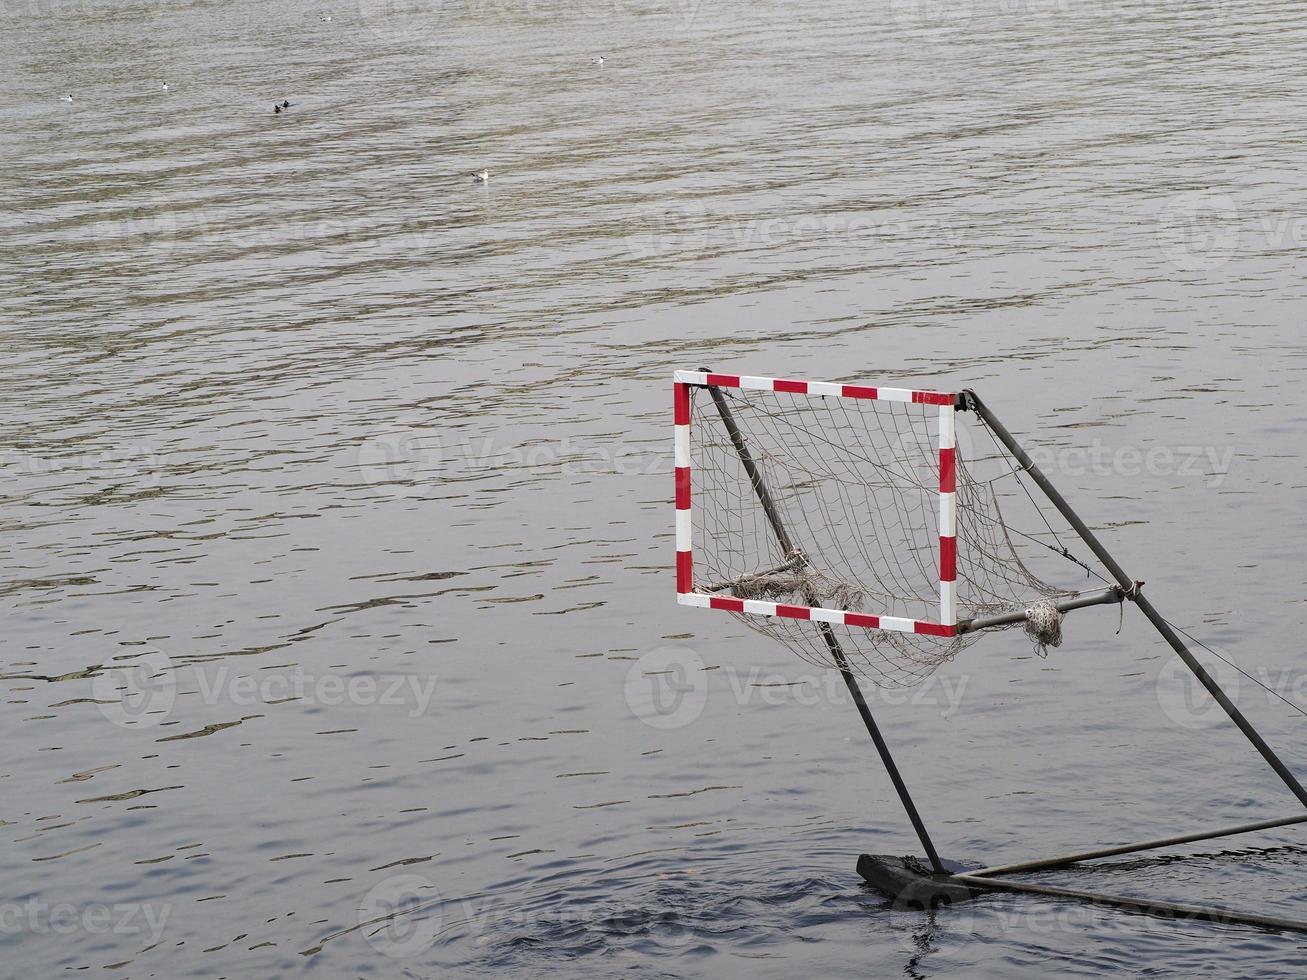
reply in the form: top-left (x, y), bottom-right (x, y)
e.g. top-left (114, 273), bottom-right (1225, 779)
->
top-left (709, 596), bottom-right (745, 612)
top-left (940, 535), bottom-right (957, 582)
top-left (939, 447), bottom-right (957, 494)
top-left (675, 466), bottom-right (691, 509)
top-left (775, 603), bottom-right (811, 620)
top-left (845, 612), bottom-right (880, 629)
top-left (676, 550), bottom-right (692, 592)
top-left (914, 621), bottom-right (957, 637)
top-left (913, 391), bottom-right (955, 406)
top-left (773, 379), bottom-right (808, 394)
top-left (841, 384), bottom-right (879, 400)
top-left (706, 373), bottom-right (740, 387)
top-left (673, 382), bottom-right (690, 425)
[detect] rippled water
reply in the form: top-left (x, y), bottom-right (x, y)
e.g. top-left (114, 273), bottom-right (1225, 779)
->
top-left (4, 0), bottom-right (1307, 975)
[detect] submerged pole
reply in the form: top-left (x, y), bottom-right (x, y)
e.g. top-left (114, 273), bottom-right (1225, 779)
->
top-left (966, 811), bottom-right (1307, 877)
top-left (953, 871), bottom-right (1307, 936)
top-left (964, 390), bottom-right (1307, 811)
top-left (701, 376), bottom-right (946, 873)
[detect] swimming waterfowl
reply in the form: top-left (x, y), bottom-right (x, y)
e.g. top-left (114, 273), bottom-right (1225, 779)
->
top-left (61, 94), bottom-right (73, 102)
top-left (472, 170), bottom-right (490, 182)
top-left (592, 56), bottom-right (604, 65)
top-left (162, 82), bottom-right (169, 90)
top-left (282, 100), bottom-right (291, 108)
top-left (274, 104), bottom-right (283, 114)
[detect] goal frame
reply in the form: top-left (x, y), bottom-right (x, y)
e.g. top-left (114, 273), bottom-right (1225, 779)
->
top-left (671, 369), bottom-right (1307, 935)
top-left (673, 369), bottom-right (960, 637)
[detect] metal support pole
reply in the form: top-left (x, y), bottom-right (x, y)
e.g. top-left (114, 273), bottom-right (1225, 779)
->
top-left (702, 379), bottom-right (946, 873)
top-left (966, 811), bottom-right (1307, 877)
top-left (964, 390), bottom-right (1307, 810)
top-left (957, 586), bottom-right (1124, 633)
top-left (952, 871), bottom-right (1307, 935)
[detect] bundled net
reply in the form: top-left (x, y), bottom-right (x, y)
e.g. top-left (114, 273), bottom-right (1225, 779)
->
top-left (690, 385), bottom-right (1075, 687)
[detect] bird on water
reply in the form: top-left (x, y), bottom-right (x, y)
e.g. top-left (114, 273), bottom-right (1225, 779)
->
top-left (472, 170), bottom-right (490, 183)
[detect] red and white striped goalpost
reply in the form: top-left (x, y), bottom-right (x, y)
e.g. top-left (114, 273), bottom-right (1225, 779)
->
top-left (673, 370), bottom-right (959, 638)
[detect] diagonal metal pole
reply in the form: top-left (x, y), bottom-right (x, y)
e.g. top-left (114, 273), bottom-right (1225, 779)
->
top-left (964, 389), bottom-right (1307, 810)
top-left (964, 811), bottom-right (1307, 877)
top-left (952, 871), bottom-right (1307, 935)
top-left (702, 380), bottom-right (946, 873)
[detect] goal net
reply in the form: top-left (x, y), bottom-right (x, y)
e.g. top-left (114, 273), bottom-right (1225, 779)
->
top-left (674, 371), bottom-right (1075, 688)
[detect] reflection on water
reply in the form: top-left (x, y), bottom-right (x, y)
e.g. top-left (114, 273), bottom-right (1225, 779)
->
top-left (4, 0), bottom-right (1307, 975)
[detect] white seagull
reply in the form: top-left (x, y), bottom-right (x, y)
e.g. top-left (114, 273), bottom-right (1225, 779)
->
top-left (61, 93), bottom-right (73, 102)
top-left (472, 170), bottom-right (490, 183)
top-left (162, 82), bottom-right (169, 90)
top-left (591, 56), bottom-right (604, 65)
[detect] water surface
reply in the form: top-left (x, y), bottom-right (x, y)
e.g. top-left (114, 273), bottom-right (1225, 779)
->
top-left (4, 0), bottom-right (1307, 975)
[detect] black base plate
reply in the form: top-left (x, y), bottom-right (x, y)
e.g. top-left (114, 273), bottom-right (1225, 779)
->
top-left (857, 854), bottom-right (986, 909)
